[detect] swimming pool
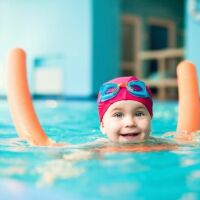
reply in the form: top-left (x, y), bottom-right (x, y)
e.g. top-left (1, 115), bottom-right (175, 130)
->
top-left (1, 100), bottom-right (200, 200)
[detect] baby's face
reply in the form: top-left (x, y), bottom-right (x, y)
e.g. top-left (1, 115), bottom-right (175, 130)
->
top-left (101, 100), bottom-right (151, 143)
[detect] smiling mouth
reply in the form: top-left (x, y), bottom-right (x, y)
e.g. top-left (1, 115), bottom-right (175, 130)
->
top-left (120, 132), bottom-right (140, 137)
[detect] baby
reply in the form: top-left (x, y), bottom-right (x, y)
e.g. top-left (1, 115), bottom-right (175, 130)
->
top-left (97, 76), bottom-right (153, 144)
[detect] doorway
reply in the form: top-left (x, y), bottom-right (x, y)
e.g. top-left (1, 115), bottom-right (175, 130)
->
top-left (147, 18), bottom-right (176, 76)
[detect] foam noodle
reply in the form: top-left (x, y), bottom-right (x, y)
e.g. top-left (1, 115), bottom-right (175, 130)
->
top-left (7, 48), bottom-right (53, 146)
top-left (177, 60), bottom-right (200, 132)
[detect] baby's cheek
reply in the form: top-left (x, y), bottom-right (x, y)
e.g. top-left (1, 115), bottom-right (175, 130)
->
top-left (109, 128), bottom-right (119, 140)
top-left (144, 121), bottom-right (151, 130)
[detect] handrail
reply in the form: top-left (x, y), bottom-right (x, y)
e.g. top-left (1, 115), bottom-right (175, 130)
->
top-left (138, 48), bottom-right (184, 60)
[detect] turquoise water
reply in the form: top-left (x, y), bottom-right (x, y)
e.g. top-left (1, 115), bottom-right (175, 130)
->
top-left (1, 100), bottom-right (200, 200)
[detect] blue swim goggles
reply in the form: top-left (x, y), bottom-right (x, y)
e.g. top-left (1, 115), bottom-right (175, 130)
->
top-left (98, 80), bottom-right (151, 103)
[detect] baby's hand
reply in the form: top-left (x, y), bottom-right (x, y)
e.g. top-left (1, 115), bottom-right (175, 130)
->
top-left (30, 138), bottom-right (69, 147)
top-left (163, 130), bottom-right (200, 144)
top-left (175, 130), bottom-right (200, 143)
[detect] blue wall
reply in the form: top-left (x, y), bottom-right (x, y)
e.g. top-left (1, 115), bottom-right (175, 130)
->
top-left (0, 0), bottom-right (92, 96)
top-left (0, 0), bottom-right (121, 97)
top-left (185, 0), bottom-right (200, 86)
top-left (92, 0), bottom-right (121, 95)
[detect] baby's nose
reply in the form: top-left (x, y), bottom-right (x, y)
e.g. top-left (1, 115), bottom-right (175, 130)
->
top-left (124, 116), bottom-right (136, 127)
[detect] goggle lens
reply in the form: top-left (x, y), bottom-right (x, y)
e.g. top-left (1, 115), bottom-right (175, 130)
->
top-left (105, 87), bottom-right (117, 94)
top-left (98, 80), bottom-right (151, 103)
top-left (129, 84), bottom-right (143, 92)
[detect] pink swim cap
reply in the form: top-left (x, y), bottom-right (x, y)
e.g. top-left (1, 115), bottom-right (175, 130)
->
top-left (97, 76), bottom-right (153, 122)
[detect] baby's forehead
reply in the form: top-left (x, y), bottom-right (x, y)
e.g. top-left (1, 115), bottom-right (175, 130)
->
top-left (107, 100), bottom-right (146, 111)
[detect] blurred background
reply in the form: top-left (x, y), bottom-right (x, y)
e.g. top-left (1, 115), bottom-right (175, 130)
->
top-left (0, 0), bottom-right (199, 100)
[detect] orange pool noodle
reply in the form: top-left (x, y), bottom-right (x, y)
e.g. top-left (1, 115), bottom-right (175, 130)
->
top-left (7, 48), bottom-right (52, 146)
top-left (177, 61), bottom-right (200, 132)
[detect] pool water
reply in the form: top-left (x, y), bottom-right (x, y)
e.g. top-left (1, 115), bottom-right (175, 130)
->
top-left (1, 100), bottom-right (200, 200)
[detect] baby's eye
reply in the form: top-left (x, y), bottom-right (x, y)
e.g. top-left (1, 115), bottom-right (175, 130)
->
top-left (113, 112), bottom-right (123, 118)
top-left (135, 111), bottom-right (145, 117)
